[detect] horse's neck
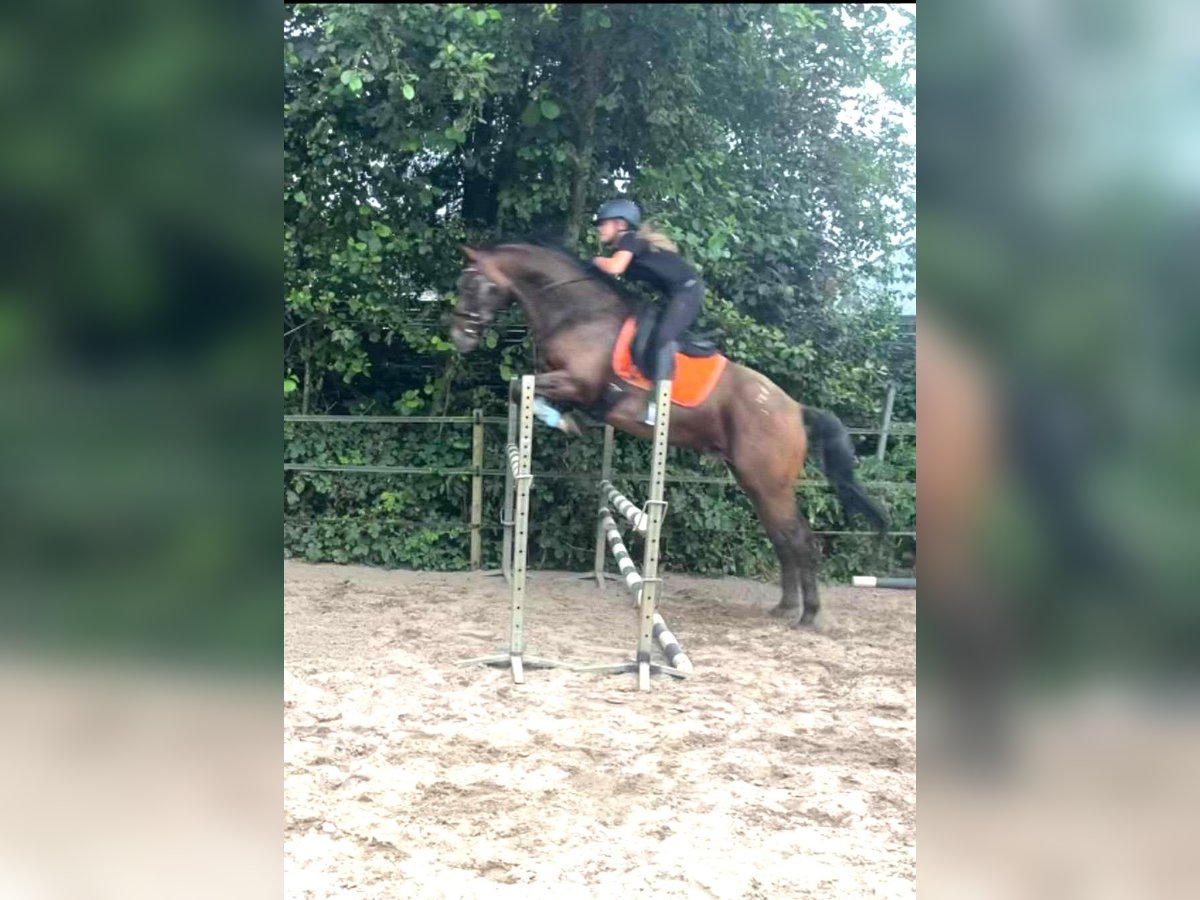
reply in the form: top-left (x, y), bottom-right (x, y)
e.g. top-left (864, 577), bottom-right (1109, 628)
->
top-left (504, 252), bottom-right (624, 344)
top-left (510, 262), bottom-right (552, 333)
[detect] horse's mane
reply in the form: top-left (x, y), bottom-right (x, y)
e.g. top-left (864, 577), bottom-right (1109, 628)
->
top-left (482, 234), bottom-right (642, 309)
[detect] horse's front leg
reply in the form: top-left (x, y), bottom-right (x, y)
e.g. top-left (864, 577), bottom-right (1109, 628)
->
top-left (511, 369), bottom-right (588, 434)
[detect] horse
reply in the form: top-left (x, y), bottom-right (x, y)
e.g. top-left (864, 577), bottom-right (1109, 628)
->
top-left (450, 241), bottom-right (887, 625)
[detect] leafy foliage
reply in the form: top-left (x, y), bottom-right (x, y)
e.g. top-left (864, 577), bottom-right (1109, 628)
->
top-left (284, 3), bottom-right (916, 577)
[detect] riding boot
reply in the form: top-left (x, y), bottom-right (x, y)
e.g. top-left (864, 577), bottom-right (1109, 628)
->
top-left (641, 342), bottom-right (678, 426)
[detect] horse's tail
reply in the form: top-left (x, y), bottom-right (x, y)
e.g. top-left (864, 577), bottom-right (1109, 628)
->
top-left (801, 406), bottom-right (889, 534)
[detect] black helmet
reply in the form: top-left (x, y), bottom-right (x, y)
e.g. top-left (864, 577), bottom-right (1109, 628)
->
top-left (594, 199), bottom-right (641, 229)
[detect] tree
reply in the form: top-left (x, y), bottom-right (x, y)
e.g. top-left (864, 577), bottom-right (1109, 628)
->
top-left (285, 3), bottom-right (914, 412)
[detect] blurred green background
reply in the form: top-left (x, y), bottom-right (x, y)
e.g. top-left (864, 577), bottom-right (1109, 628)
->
top-left (919, 0), bottom-right (1200, 684)
top-left (920, 0), bottom-right (1200, 894)
top-left (0, 0), bottom-right (280, 669)
top-left (0, 2), bottom-right (282, 897)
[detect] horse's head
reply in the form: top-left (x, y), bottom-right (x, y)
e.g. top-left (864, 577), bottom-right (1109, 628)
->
top-left (451, 246), bottom-right (515, 352)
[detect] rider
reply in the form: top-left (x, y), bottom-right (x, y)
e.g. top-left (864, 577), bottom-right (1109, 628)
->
top-left (592, 199), bottom-right (704, 425)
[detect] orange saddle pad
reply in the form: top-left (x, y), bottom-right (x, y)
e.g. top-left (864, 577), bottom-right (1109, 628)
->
top-left (611, 317), bottom-right (728, 408)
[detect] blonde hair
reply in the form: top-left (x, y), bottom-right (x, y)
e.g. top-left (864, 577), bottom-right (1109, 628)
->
top-left (637, 221), bottom-right (678, 253)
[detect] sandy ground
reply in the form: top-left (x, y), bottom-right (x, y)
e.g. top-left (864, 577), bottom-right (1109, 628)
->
top-left (285, 561), bottom-right (915, 899)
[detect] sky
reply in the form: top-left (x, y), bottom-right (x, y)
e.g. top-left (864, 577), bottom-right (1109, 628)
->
top-left (837, 4), bottom-right (916, 313)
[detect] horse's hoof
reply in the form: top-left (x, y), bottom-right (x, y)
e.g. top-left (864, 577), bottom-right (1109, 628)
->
top-left (797, 609), bottom-right (818, 627)
top-left (769, 602), bottom-right (799, 620)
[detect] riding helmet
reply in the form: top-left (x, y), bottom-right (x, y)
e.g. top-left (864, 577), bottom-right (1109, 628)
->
top-left (594, 199), bottom-right (641, 229)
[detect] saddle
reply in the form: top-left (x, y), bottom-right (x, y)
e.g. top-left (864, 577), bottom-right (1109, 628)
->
top-left (604, 307), bottom-right (728, 412)
top-left (629, 304), bottom-right (719, 377)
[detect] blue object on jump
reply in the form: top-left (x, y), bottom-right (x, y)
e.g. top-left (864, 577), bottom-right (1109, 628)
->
top-left (532, 396), bottom-right (560, 428)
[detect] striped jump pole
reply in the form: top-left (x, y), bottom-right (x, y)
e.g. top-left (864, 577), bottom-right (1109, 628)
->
top-left (595, 506), bottom-right (692, 671)
top-left (459, 375), bottom-right (570, 683)
top-left (501, 381), bottom-right (519, 584)
top-left (482, 380), bottom-right (520, 584)
top-left (590, 424), bottom-right (616, 589)
top-left (651, 613), bottom-right (692, 675)
top-left (599, 507), bottom-right (643, 600)
top-left (600, 480), bottom-right (649, 533)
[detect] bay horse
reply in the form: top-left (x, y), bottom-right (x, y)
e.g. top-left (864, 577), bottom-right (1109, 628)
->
top-left (450, 242), bottom-right (887, 625)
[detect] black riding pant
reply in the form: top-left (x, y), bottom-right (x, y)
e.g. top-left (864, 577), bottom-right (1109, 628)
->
top-left (648, 278), bottom-right (703, 381)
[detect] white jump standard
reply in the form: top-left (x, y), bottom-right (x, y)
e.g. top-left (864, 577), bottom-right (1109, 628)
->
top-left (458, 376), bottom-right (571, 683)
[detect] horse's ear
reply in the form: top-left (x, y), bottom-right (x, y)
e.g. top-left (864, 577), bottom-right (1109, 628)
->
top-left (460, 245), bottom-right (479, 262)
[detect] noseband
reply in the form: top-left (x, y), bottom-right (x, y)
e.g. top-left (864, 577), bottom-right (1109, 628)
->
top-left (455, 267), bottom-right (493, 339)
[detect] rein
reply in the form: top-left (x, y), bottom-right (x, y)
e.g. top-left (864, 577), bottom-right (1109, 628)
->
top-left (537, 275), bottom-right (595, 296)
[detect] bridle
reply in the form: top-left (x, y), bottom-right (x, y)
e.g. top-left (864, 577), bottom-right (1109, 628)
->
top-left (456, 265), bottom-right (595, 339)
top-left (454, 267), bottom-right (494, 340)
top-left (456, 307), bottom-right (489, 340)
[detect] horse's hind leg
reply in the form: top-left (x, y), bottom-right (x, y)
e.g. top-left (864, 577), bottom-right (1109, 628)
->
top-left (791, 515), bottom-right (822, 626)
top-left (730, 402), bottom-right (820, 625)
top-left (749, 489), bottom-right (822, 626)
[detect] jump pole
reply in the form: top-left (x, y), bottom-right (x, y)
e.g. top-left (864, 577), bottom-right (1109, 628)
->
top-left (596, 507), bottom-right (693, 673)
top-left (852, 576), bottom-right (916, 590)
top-left (585, 423), bottom-right (650, 588)
top-left (589, 424), bottom-right (616, 589)
top-left (480, 378), bottom-right (519, 582)
top-left (500, 379), bottom-right (518, 584)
